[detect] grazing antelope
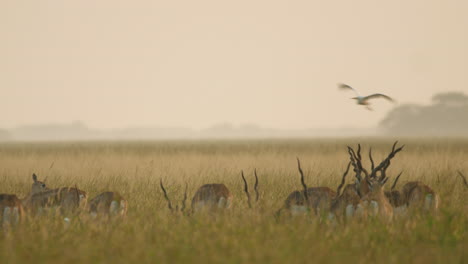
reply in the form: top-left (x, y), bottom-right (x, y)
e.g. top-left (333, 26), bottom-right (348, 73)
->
top-left (355, 142), bottom-right (405, 221)
top-left (329, 164), bottom-right (361, 221)
top-left (385, 172), bottom-right (439, 214)
top-left (401, 181), bottom-right (439, 213)
top-left (385, 171), bottom-right (405, 208)
top-left (384, 172), bottom-right (408, 217)
top-left (160, 180), bottom-right (231, 214)
top-left (331, 142), bottom-right (403, 221)
top-left (355, 177), bottom-right (393, 221)
top-left (240, 169), bottom-right (259, 208)
top-left (88, 192), bottom-right (128, 218)
top-left (278, 159), bottom-right (349, 217)
top-left (159, 179), bottom-right (188, 214)
top-left (0, 194), bottom-right (25, 228)
top-left (191, 183), bottom-right (232, 213)
top-left (329, 145), bottom-right (375, 220)
top-left (22, 173), bottom-right (87, 216)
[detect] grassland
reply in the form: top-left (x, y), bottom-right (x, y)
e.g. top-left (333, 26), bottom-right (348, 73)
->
top-left (0, 139), bottom-right (466, 264)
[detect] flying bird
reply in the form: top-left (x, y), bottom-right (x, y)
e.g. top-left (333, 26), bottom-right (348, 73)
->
top-left (338, 83), bottom-right (395, 111)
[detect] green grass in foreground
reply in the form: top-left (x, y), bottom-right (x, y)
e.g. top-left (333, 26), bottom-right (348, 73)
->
top-left (0, 139), bottom-right (467, 264)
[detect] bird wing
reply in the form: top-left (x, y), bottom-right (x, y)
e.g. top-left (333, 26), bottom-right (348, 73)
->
top-left (363, 93), bottom-right (394, 102)
top-left (337, 83), bottom-right (360, 97)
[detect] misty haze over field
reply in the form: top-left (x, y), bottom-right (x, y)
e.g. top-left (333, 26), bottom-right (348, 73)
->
top-left (1, 2), bottom-right (468, 140)
top-left (0, 91), bottom-right (467, 141)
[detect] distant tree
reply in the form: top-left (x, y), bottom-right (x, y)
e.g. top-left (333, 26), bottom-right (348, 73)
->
top-left (432, 92), bottom-right (468, 106)
top-left (379, 91), bottom-right (468, 136)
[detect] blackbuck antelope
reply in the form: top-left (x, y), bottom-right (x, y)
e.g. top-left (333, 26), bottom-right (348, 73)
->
top-left (22, 174), bottom-right (87, 216)
top-left (160, 179), bottom-right (188, 214)
top-left (160, 180), bottom-right (232, 214)
top-left (328, 145), bottom-right (372, 220)
top-left (88, 192), bottom-right (128, 218)
top-left (278, 159), bottom-right (351, 217)
top-left (355, 177), bottom-right (393, 221)
top-left (331, 142), bottom-right (404, 221)
top-left (191, 183), bottom-right (232, 213)
top-left (0, 194), bottom-right (25, 228)
top-left (241, 169), bottom-right (259, 208)
top-left (355, 142), bottom-right (404, 221)
top-left (385, 171), bottom-right (440, 214)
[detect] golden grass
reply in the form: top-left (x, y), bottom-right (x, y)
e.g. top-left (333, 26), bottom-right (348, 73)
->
top-left (0, 139), bottom-right (466, 264)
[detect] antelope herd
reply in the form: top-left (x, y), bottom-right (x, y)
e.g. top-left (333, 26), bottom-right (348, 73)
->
top-left (0, 173), bottom-right (128, 229)
top-left (1, 141), bottom-right (466, 229)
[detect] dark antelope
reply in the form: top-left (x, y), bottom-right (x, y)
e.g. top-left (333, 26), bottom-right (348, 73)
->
top-left (278, 159), bottom-right (351, 217)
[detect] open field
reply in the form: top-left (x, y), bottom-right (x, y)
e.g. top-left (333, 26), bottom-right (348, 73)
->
top-left (0, 139), bottom-right (466, 264)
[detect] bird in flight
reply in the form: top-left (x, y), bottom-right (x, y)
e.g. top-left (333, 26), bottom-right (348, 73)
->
top-left (338, 83), bottom-right (395, 111)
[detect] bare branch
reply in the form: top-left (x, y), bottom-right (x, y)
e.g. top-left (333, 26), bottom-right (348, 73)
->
top-left (391, 171), bottom-right (403, 191)
top-left (297, 158), bottom-right (309, 206)
top-left (336, 161), bottom-right (351, 197)
top-left (241, 171), bottom-right (252, 208)
top-left (254, 168), bottom-right (259, 202)
top-left (457, 171), bottom-right (468, 188)
top-left (181, 182), bottom-right (188, 212)
top-left (159, 179), bottom-right (174, 212)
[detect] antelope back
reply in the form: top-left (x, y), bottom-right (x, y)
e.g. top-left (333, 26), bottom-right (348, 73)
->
top-left (191, 184), bottom-right (232, 212)
top-left (385, 190), bottom-right (405, 208)
top-left (284, 187), bottom-right (336, 214)
top-left (24, 187), bottom-right (87, 216)
top-left (402, 181), bottom-right (439, 212)
top-left (88, 192), bottom-right (128, 218)
top-left (356, 180), bottom-right (393, 221)
top-left (330, 184), bottom-right (361, 219)
top-left (0, 194), bottom-right (25, 227)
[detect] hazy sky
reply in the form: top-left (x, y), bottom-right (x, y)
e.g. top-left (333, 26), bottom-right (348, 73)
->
top-left (1, 1), bottom-right (467, 130)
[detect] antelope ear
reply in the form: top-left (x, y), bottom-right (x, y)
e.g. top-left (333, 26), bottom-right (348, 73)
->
top-left (32, 173), bottom-right (37, 182)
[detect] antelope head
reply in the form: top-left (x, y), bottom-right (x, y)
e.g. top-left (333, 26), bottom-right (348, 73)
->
top-left (31, 173), bottom-right (50, 194)
top-left (159, 179), bottom-right (188, 214)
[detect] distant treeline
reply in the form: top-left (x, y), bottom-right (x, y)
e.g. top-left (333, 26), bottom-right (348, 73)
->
top-left (379, 92), bottom-right (468, 136)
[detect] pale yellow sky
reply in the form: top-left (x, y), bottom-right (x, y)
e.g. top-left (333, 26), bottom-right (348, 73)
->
top-left (1, 0), bottom-right (467, 130)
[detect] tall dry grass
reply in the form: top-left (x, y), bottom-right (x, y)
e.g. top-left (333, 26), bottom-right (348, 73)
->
top-left (0, 139), bottom-right (466, 263)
